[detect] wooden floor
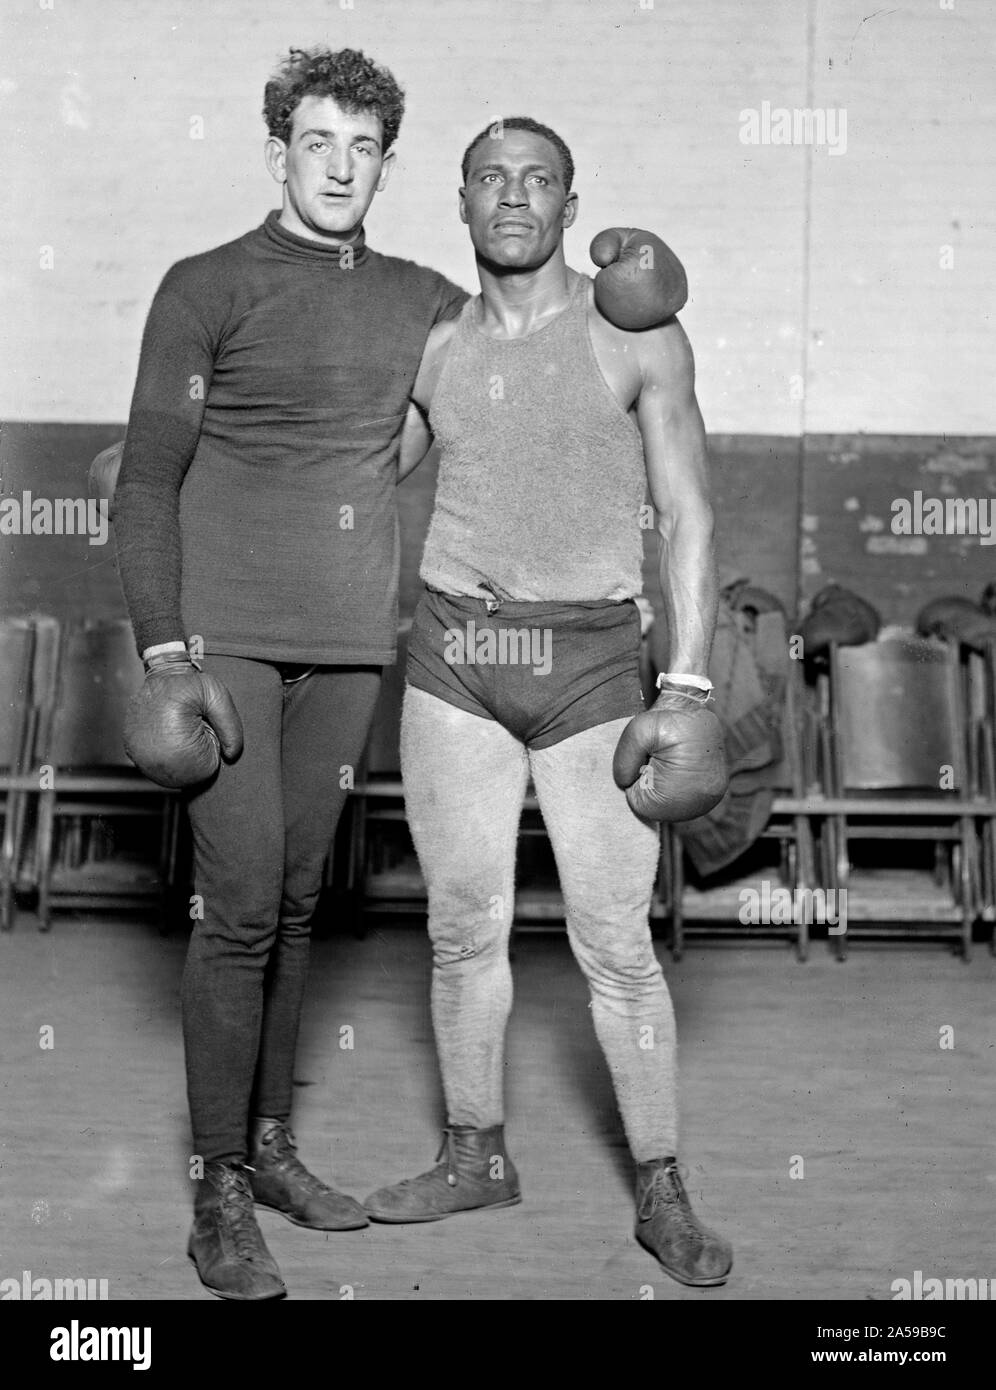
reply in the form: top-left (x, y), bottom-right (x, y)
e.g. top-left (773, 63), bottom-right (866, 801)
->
top-left (2, 913), bottom-right (994, 1301)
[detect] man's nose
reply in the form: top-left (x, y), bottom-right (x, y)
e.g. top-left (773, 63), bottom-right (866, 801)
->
top-left (498, 180), bottom-right (529, 207)
top-left (325, 149), bottom-right (353, 184)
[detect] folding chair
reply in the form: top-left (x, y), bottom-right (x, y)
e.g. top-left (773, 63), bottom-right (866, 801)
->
top-left (819, 636), bottom-right (987, 960)
top-left (0, 619), bottom-right (36, 929)
top-left (754, 652), bottom-right (821, 959)
top-left (31, 619), bottom-right (180, 930)
top-left (967, 638), bottom-right (996, 951)
top-left (668, 649), bottom-right (821, 960)
top-left (15, 615), bottom-right (61, 898)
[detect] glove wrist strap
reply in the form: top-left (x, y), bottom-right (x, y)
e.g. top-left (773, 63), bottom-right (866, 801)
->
top-left (656, 672), bottom-right (714, 702)
top-left (144, 649), bottom-right (202, 675)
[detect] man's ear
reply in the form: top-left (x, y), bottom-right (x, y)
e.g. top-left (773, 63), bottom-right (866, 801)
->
top-left (376, 148), bottom-right (397, 193)
top-left (562, 191), bottom-right (579, 228)
top-left (458, 186), bottom-right (468, 224)
top-left (264, 137), bottom-right (287, 185)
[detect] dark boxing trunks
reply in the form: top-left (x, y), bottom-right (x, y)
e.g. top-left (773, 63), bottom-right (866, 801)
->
top-left (407, 587), bottom-right (646, 749)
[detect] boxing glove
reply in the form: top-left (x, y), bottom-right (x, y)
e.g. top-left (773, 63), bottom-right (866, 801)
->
top-left (124, 655), bottom-right (244, 789)
top-left (613, 687), bottom-right (728, 823)
top-left (915, 595), bottom-right (996, 652)
top-left (799, 582), bottom-right (880, 657)
top-left (590, 227), bottom-right (688, 331)
top-left (88, 440), bottom-right (124, 508)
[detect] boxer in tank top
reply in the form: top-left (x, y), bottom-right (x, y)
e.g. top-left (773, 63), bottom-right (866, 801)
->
top-left (362, 117), bottom-right (733, 1290)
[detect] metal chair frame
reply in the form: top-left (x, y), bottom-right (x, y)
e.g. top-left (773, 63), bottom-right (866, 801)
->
top-left (28, 619), bottom-right (180, 931)
top-left (668, 652), bottom-right (821, 961)
top-left (817, 637), bottom-right (987, 961)
top-left (0, 618), bottom-right (38, 930)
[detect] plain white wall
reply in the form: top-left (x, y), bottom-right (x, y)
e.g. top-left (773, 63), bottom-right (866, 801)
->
top-left (1, 0), bottom-right (993, 433)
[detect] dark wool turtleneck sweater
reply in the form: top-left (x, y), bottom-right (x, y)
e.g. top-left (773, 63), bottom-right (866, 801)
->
top-left (114, 210), bottom-right (467, 662)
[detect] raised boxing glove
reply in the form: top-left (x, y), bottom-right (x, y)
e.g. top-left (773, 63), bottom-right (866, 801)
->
top-left (590, 227), bottom-right (688, 331)
top-left (124, 654), bottom-right (244, 789)
top-left (612, 686), bottom-right (728, 823)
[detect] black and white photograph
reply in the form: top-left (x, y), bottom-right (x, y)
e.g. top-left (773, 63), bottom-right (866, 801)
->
top-left (1, 0), bottom-right (993, 1356)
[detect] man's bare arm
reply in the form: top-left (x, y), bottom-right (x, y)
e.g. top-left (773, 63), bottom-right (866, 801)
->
top-left (397, 400), bottom-right (434, 481)
top-left (635, 321), bottom-right (717, 678)
top-left (396, 319), bottom-right (458, 481)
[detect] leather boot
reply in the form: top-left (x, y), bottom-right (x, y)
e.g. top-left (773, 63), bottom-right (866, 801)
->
top-left (634, 1158), bottom-right (733, 1287)
top-left (248, 1117), bottom-right (368, 1230)
top-left (363, 1124), bottom-right (522, 1223)
top-left (188, 1161), bottom-right (286, 1301)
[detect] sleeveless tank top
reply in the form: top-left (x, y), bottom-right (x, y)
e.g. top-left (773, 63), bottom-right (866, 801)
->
top-left (419, 271), bottom-right (647, 602)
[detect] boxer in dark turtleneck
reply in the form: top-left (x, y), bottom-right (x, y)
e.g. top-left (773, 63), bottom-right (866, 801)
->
top-left (113, 46), bottom-right (466, 1302)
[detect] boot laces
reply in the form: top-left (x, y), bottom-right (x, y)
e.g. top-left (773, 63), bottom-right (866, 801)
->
top-left (262, 1123), bottom-right (333, 1196)
top-left (215, 1167), bottom-right (265, 1261)
top-left (638, 1161), bottom-right (697, 1229)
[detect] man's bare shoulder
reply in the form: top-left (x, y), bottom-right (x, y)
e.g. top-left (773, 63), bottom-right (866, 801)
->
top-left (634, 316), bottom-right (695, 393)
top-left (422, 315), bottom-right (461, 378)
top-left (586, 279), bottom-right (692, 371)
top-left (414, 315), bottom-right (462, 407)
top-left (426, 316), bottom-right (461, 353)
top-left (584, 277), bottom-right (693, 406)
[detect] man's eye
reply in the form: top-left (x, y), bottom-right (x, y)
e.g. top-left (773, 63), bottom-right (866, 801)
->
top-left (527, 176), bottom-right (547, 185)
top-left (353, 145), bottom-right (374, 157)
top-left (309, 142), bottom-right (329, 153)
top-left (482, 173), bottom-right (501, 183)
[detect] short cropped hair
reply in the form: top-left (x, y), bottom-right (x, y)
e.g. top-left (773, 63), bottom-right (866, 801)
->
top-left (263, 46), bottom-right (405, 152)
top-left (461, 116), bottom-right (574, 191)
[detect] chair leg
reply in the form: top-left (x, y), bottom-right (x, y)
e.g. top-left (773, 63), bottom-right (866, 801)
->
top-left (35, 794), bottom-right (55, 932)
top-left (831, 816), bottom-right (848, 962)
top-left (794, 815), bottom-right (813, 962)
top-left (989, 816), bottom-right (996, 956)
top-left (978, 702), bottom-right (996, 952)
top-left (778, 835), bottom-right (791, 888)
top-left (977, 811), bottom-right (989, 956)
top-left (818, 815), bottom-right (833, 889)
top-left (932, 841), bottom-right (947, 889)
top-left (817, 817), bottom-right (835, 946)
top-left (0, 840), bottom-right (12, 931)
top-left (1, 797), bottom-right (16, 931)
top-left (5, 786), bottom-right (27, 904)
top-left (959, 817), bottom-right (973, 962)
top-left (66, 815), bottom-right (83, 870)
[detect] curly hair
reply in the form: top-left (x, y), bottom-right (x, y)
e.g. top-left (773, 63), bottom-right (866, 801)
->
top-left (461, 116), bottom-right (574, 191)
top-left (263, 47), bottom-right (405, 152)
